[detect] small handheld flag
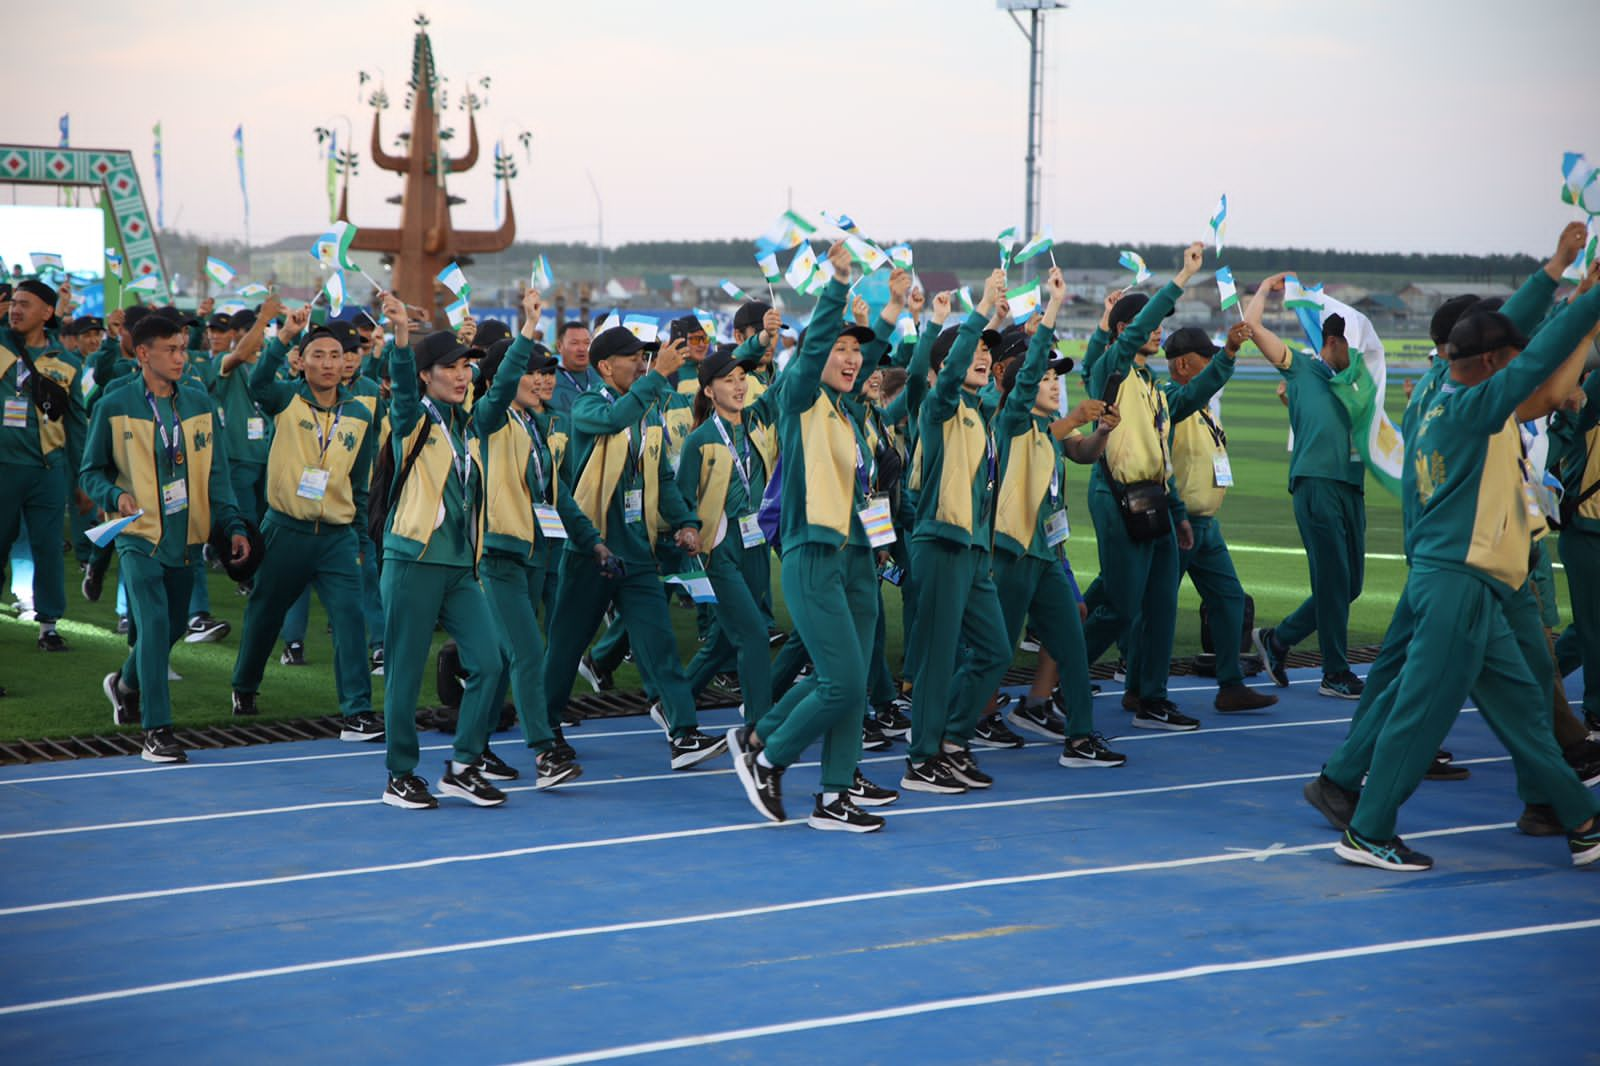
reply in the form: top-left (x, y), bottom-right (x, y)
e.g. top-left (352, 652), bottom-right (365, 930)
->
top-left (622, 313), bottom-right (659, 342)
top-left (1561, 152), bottom-right (1599, 215)
top-left (664, 570), bottom-right (717, 604)
top-left (694, 308), bottom-right (719, 342)
top-left (755, 251), bottom-right (782, 285)
top-left (444, 294), bottom-right (470, 328)
top-left (125, 274), bottom-right (162, 294)
top-left (596, 309), bottom-right (622, 334)
top-left (86, 511), bottom-right (143, 548)
top-left (529, 254), bottom-right (554, 292)
top-left (887, 243), bottom-right (914, 271)
top-left (104, 248), bottom-right (124, 273)
top-left (843, 235), bottom-right (890, 274)
top-left (436, 262), bottom-right (470, 298)
top-left (311, 222), bottom-right (360, 271)
top-left (237, 283), bottom-right (270, 299)
top-left (785, 244), bottom-right (827, 295)
top-left (956, 287), bottom-right (976, 314)
top-left (324, 270), bottom-right (346, 316)
top-left (1118, 250), bottom-right (1151, 286)
top-left (1005, 280), bottom-right (1043, 322)
top-left (719, 279), bottom-right (752, 302)
top-left (1013, 229), bottom-right (1054, 266)
top-left (1215, 265), bottom-right (1240, 317)
top-left (205, 256), bottom-right (237, 288)
top-left (996, 226), bottom-right (1018, 270)
top-left (1208, 194), bottom-right (1229, 256)
top-left (756, 210), bottom-right (817, 252)
top-left (29, 252), bottom-right (66, 274)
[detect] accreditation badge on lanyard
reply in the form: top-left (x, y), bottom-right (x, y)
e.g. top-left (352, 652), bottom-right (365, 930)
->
top-left (714, 415), bottom-right (765, 548)
top-left (4, 364), bottom-right (28, 428)
top-left (1043, 455), bottom-right (1068, 548)
top-left (297, 404), bottom-right (344, 501)
top-left (147, 391), bottom-right (189, 513)
top-left (517, 409), bottom-right (567, 539)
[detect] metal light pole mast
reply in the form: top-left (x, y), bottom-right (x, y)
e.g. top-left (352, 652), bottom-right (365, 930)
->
top-left (1001, 1), bottom-right (1064, 271)
top-left (585, 168), bottom-right (604, 284)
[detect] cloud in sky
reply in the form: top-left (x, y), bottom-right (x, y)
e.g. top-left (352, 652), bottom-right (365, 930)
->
top-left (8, 0), bottom-right (1596, 256)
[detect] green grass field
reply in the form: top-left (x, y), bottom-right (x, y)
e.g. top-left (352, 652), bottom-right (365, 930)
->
top-left (0, 375), bottom-right (1572, 744)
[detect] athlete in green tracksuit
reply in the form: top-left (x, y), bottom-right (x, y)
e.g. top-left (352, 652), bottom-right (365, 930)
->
top-left (990, 268), bottom-right (1125, 766)
top-left (539, 326), bottom-right (726, 771)
top-left (377, 302), bottom-right (511, 811)
top-left (1083, 243), bottom-right (1208, 731)
top-left (227, 308), bottom-right (381, 739)
top-left (676, 343), bottom-right (777, 728)
top-left (1, 279), bottom-right (86, 651)
top-left (1553, 355), bottom-right (1600, 731)
top-left (729, 247), bottom-right (904, 833)
top-left (1332, 292), bottom-right (1600, 871)
top-left (473, 291), bottom-right (591, 789)
top-left (80, 313), bottom-right (250, 764)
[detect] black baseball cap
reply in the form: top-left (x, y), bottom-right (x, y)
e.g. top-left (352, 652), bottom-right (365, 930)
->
top-left (1108, 292), bottom-right (1174, 334)
top-left (207, 312), bottom-right (233, 330)
top-left (930, 326), bottom-right (1004, 372)
top-left (209, 519), bottom-right (265, 584)
top-left (1001, 352), bottom-right (1075, 393)
top-left (1429, 294), bottom-right (1480, 347)
top-left (299, 325), bottom-right (345, 352)
top-left (123, 305), bottom-right (152, 332)
top-left (74, 315), bottom-right (104, 333)
top-left (1447, 311), bottom-right (1528, 360)
top-left (326, 321), bottom-right (362, 353)
top-left (590, 325), bottom-right (657, 361)
top-left (414, 329), bottom-right (481, 371)
top-left (732, 301), bottom-right (772, 333)
top-left (479, 337), bottom-right (558, 383)
top-left (475, 319), bottom-right (512, 350)
top-left (669, 314), bottom-right (707, 342)
top-left (232, 308), bottom-right (257, 330)
top-left (698, 343), bottom-right (759, 386)
top-left (1163, 326), bottom-right (1219, 359)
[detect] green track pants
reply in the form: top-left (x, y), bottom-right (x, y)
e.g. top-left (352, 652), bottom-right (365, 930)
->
top-left (756, 544), bottom-right (876, 792)
top-left (1274, 477), bottom-right (1365, 676)
top-left (1082, 486), bottom-right (1178, 701)
top-left (1555, 528), bottom-right (1600, 721)
top-left (905, 540), bottom-right (1011, 761)
top-left (117, 550), bottom-right (195, 729)
top-left (994, 552), bottom-right (1094, 737)
top-left (480, 554), bottom-right (556, 750)
top-left (381, 559), bottom-right (504, 776)
top-left (0, 461), bottom-right (67, 622)
top-left (684, 538), bottom-right (772, 727)
top-left (232, 521), bottom-right (372, 717)
top-left (1349, 565), bottom-right (1599, 840)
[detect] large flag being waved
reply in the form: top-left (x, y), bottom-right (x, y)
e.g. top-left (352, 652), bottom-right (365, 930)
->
top-left (756, 210), bottom-right (816, 251)
top-left (1006, 280), bottom-right (1042, 322)
top-left (1215, 265), bottom-right (1239, 313)
top-left (1298, 289), bottom-right (1403, 498)
top-left (996, 226), bottom-right (1018, 269)
top-left (1283, 273), bottom-right (1322, 310)
top-left (311, 221), bottom-right (360, 270)
top-left (205, 256), bottom-right (237, 288)
top-left (1013, 229), bottom-right (1054, 265)
top-left (1118, 250), bottom-right (1151, 285)
top-left (1208, 194), bottom-right (1228, 255)
top-left (755, 251), bottom-right (782, 285)
top-left (719, 279), bottom-right (752, 302)
top-left (324, 270), bottom-right (346, 316)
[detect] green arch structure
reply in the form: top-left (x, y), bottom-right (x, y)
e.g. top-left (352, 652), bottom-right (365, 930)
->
top-left (0, 142), bottom-right (170, 305)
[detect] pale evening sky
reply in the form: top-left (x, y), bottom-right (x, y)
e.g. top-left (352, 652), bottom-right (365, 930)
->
top-left (4, 0), bottom-right (1596, 258)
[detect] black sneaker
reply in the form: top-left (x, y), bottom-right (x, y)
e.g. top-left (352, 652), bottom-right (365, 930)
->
top-left (733, 751), bottom-right (786, 822)
top-left (1009, 700), bottom-right (1067, 741)
top-left (534, 749), bottom-right (582, 789)
top-left (861, 717), bottom-right (893, 752)
top-left (1517, 803), bottom-right (1564, 837)
top-left (726, 724), bottom-right (760, 761)
top-left (648, 702), bottom-right (671, 737)
top-left (941, 747), bottom-right (993, 789)
top-left (1563, 739), bottom-right (1600, 788)
top-left (81, 563), bottom-right (104, 603)
top-left (1304, 773), bottom-right (1360, 831)
top-left (767, 629), bottom-right (789, 648)
top-left (1059, 732), bottom-right (1127, 768)
top-left (231, 690), bottom-right (258, 717)
top-left (972, 713), bottom-right (1025, 749)
top-left (184, 613), bottom-right (230, 644)
top-left (382, 773), bottom-right (438, 810)
top-left (807, 793), bottom-right (885, 833)
top-left (1252, 627), bottom-right (1289, 688)
top-left (1568, 821), bottom-right (1600, 867)
top-left (1333, 828), bottom-right (1433, 872)
top-left (141, 726), bottom-right (186, 764)
top-left (577, 653), bottom-right (613, 692)
top-left (37, 630), bottom-right (67, 652)
top-left (473, 748), bottom-right (520, 781)
top-left (1112, 660), bottom-right (1127, 683)
top-left (558, 706), bottom-right (584, 729)
top-left (1318, 671), bottom-right (1365, 700)
top-left (369, 647), bottom-right (385, 676)
top-left (438, 761), bottom-right (507, 807)
top-left (1424, 750), bottom-right (1470, 781)
top-left (1019, 630), bottom-right (1041, 654)
top-left (877, 699), bottom-right (912, 737)
top-left (900, 756), bottom-right (968, 795)
top-left (279, 641), bottom-right (306, 666)
top-left (339, 711), bottom-right (385, 742)
top-left (847, 768), bottom-right (899, 807)
top-left (104, 671), bottom-right (139, 726)
top-left (1132, 699), bottom-right (1200, 732)
top-left (669, 729), bottom-right (728, 770)
top-left (549, 727), bottom-right (577, 764)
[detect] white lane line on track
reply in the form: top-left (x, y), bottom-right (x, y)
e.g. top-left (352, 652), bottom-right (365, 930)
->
top-left (0, 820), bottom-right (1521, 1017)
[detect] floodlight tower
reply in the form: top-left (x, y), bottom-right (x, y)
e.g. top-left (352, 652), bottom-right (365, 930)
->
top-left (999, 0), bottom-right (1066, 254)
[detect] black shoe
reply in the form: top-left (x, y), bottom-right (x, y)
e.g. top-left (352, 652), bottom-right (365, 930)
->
top-left (861, 717), bottom-right (893, 752)
top-left (1333, 828), bottom-right (1433, 872)
top-left (1214, 684), bottom-right (1279, 712)
top-left (847, 768), bottom-right (899, 807)
top-left (473, 748), bottom-right (520, 781)
top-left (900, 756), bottom-right (968, 795)
top-left (1058, 732), bottom-right (1127, 768)
top-left (733, 751), bottom-right (786, 822)
top-left (1252, 627), bottom-right (1289, 687)
top-left (972, 712), bottom-right (1025, 749)
top-left (438, 761), bottom-right (507, 807)
top-left (382, 773), bottom-right (438, 810)
top-left (549, 727), bottom-right (577, 764)
top-left (279, 641), bottom-right (306, 666)
top-left (1089, 683), bottom-right (1102, 696)
top-left (1132, 699), bottom-right (1200, 732)
top-left (558, 706), bottom-right (584, 729)
top-left (878, 706), bottom-right (911, 740)
top-left (807, 793), bottom-right (885, 833)
top-left (577, 653), bottom-right (613, 692)
top-left (37, 630), bottom-right (67, 652)
top-left (105, 671), bottom-right (139, 727)
top-left (534, 749), bottom-right (583, 790)
top-left (1304, 772), bottom-right (1360, 831)
top-left (184, 613), bottom-right (230, 644)
top-left (81, 564), bottom-right (104, 603)
top-left (369, 647), bottom-right (385, 676)
top-left (647, 702), bottom-right (671, 736)
top-left (1318, 671), bottom-right (1364, 700)
top-left (231, 690), bottom-right (258, 717)
top-left (339, 710), bottom-right (385, 743)
top-left (767, 629), bottom-right (789, 648)
top-left (669, 729), bottom-right (728, 771)
top-left (1009, 700), bottom-right (1068, 741)
top-left (1562, 739), bottom-right (1600, 787)
top-left (1424, 750), bottom-right (1470, 781)
top-left (1568, 821), bottom-right (1600, 867)
top-left (941, 747), bottom-right (993, 789)
top-left (141, 725), bottom-right (186, 764)
top-left (1517, 803), bottom-right (1564, 837)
